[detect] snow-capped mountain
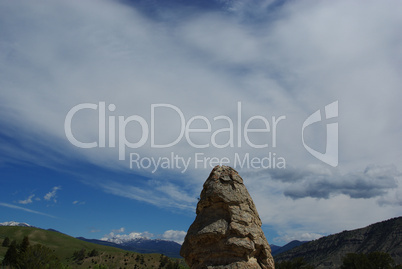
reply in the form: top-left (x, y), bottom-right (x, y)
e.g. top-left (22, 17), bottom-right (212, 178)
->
top-left (120, 237), bottom-right (179, 250)
top-left (101, 235), bottom-right (147, 245)
top-left (77, 237), bottom-right (182, 258)
top-left (0, 221), bottom-right (31, 227)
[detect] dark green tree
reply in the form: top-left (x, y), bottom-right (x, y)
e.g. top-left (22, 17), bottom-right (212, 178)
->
top-left (159, 254), bottom-right (169, 268)
top-left (275, 257), bottom-right (314, 269)
top-left (2, 236), bottom-right (10, 247)
top-left (89, 248), bottom-right (100, 257)
top-left (367, 252), bottom-right (395, 269)
top-left (18, 244), bottom-right (63, 269)
top-left (166, 259), bottom-right (180, 269)
top-left (2, 241), bottom-right (19, 267)
top-left (341, 253), bottom-right (371, 269)
top-left (341, 252), bottom-right (395, 269)
top-left (19, 236), bottom-right (30, 254)
top-left (73, 248), bottom-right (87, 263)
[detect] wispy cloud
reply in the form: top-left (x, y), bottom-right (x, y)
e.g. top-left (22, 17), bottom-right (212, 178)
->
top-left (18, 194), bottom-right (35, 205)
top-left (99, 181), bottom-right (196, 211)
top-left (44, 186), bottom-right (61, 203)
top-left (72, 200), bottom-right (85, 205)
top-left (0, 202), bottom-right (56, 218)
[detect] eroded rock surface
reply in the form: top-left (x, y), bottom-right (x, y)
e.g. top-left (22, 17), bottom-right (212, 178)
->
top-left (181, 166), bottom-right (275, 269)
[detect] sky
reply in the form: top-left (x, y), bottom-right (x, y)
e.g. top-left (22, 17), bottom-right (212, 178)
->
top-left (0, 0), bottom-right (402, 246)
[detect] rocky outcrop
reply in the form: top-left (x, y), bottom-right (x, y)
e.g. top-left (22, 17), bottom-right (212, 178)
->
top-left (181, 165), bottom-right (275, 269)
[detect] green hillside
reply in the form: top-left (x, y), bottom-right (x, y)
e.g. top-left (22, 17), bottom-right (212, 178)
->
top-left (0, 226), bottom-right (187, 269)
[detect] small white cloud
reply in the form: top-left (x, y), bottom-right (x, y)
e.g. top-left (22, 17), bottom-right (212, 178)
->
top-left (18, 194), bottom-right (35, 204)
top-left (44, 186), bottom-right (61, 203)
top-left (162, 230), bottom-right (187, 244)
top-left (112, 227), bottom-right (125, 233)
top-left (72, 200), bottom-right (85, 205)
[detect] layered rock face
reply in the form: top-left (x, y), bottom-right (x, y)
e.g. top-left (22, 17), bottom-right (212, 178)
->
top-left (181, 165), bottom-right (275, 269)
top-left (275, 217), bottom-right (402, 268)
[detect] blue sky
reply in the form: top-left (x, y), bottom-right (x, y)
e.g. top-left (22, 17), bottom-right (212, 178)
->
top-left (1, 0), bottom-right (402, 246)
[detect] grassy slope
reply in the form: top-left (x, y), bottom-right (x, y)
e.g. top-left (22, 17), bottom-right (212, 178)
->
top-left (0, 226), bottom-right (122, 259)
top-left (0, 226), bottom-right (186, 268)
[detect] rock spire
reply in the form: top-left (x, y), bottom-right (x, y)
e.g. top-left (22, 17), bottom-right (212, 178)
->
top-left (181, 165), bottom-right (275, 269)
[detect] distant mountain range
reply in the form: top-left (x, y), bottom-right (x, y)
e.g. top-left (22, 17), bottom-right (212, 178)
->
top-left (77, 237), bottom-right (182, 258)
top-left (275, 217), bottom-right (402, 268)
top-left (271, 240), bottom-right (307, 256)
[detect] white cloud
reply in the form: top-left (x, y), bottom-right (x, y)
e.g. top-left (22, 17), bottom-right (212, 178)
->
top-left (162, 230), bottom-right (187, 244)
top-left (44, 186), bottom-right (61, 203)
top-left (72, 200), bottom-right (85, 205)
top-left (112, 227), bottom-right (125, 233)
top-left (18, 194), bottom-right (35, 205)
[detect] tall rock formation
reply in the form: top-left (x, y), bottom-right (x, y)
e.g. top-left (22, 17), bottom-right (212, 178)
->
top-left (181, 165), bottom-right (275, 269)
